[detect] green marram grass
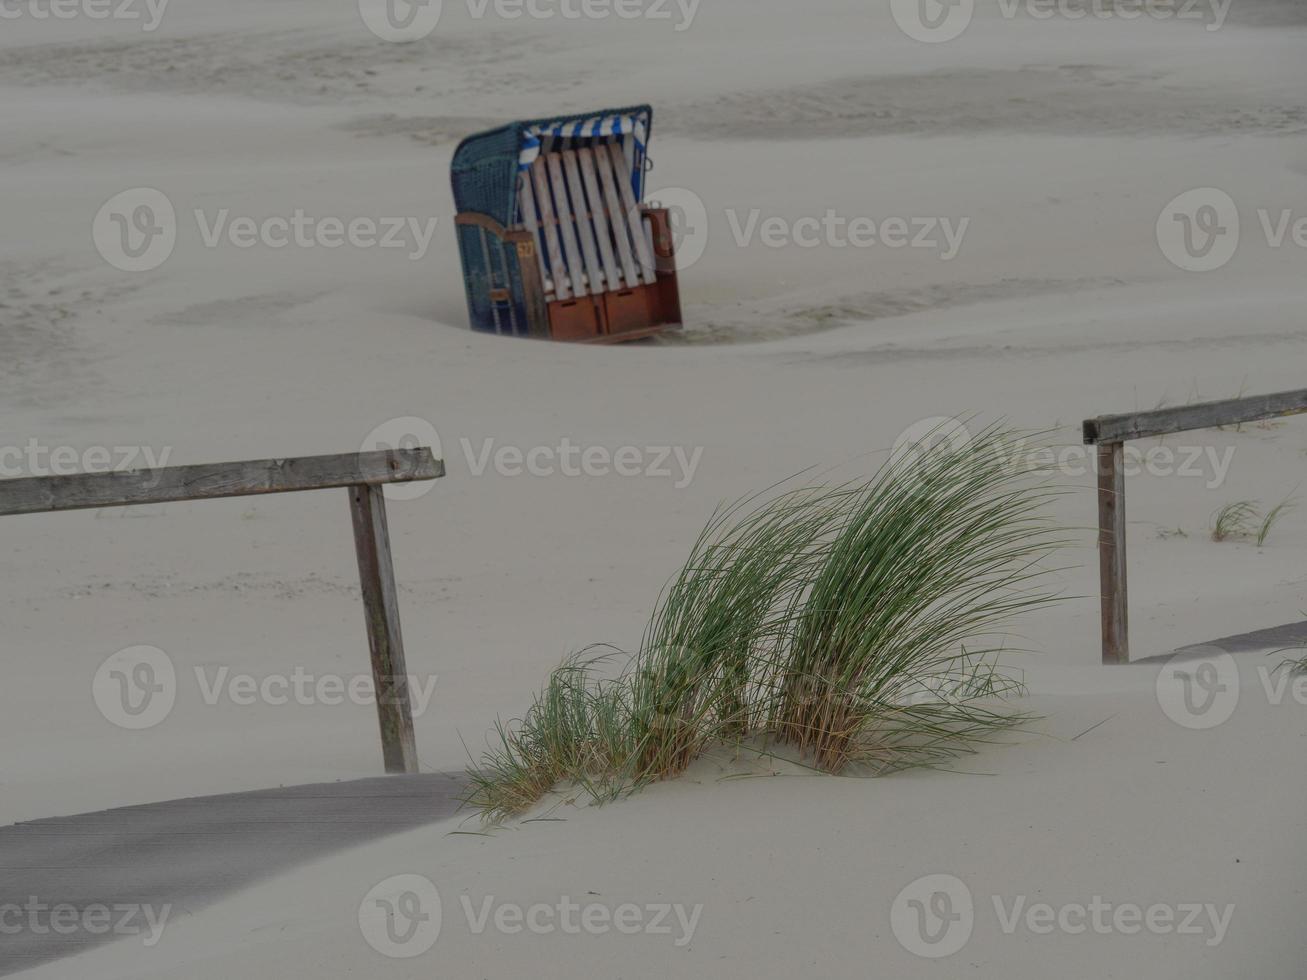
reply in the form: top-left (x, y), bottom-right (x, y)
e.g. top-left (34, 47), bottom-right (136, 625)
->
top-left (1277, 650), bottom-right (1307, 676)
top-left (768, 432), bottom-right (1061, 772)
top-left (1257, 497), bottom-right (1296, 547)
top-left (1211, 500), bottom-right (1258, 542)
top-left (1209, 496), bottom-right (1297, 545)
top-left (464, 426), bottom-right (1066, 822)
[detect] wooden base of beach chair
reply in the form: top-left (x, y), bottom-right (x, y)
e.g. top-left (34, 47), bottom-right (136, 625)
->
top-left (548, 294), bottom-right (607, 341)
top-left (453, 206), bottom-right (682, 344)
top-left (548, 280), bottom-right (682, 344)
top-left (547, 209), bottom-right (682, 343)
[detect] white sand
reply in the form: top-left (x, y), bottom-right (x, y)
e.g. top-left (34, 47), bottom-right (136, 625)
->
top-left (2, 0), bottom-right (1305, 975)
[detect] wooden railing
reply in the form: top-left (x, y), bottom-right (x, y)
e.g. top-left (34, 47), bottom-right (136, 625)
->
top-left (1083, 390), bottom-right (1307, 664)
top-left (0, 448), bottom-right (443, 772)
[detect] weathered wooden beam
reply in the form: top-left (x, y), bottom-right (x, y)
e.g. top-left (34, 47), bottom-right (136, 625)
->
top-left (1084, 388), bottom-right (1307, 445)
top-left (349, 483), bottom-right (420, 774)
top-left (1097, 443), bottom-right (1129, 665)
top-left (0, 449), bottom-right (442, 517)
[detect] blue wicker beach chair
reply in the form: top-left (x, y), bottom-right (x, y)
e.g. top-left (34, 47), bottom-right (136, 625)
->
top-left (451, 105), bottom-right (682, 342)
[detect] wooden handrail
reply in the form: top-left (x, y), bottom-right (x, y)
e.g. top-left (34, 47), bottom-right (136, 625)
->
top-left (0, 447), bottom-right (443, 772)
top-left (1083, 389), bottom-right (1307, 664)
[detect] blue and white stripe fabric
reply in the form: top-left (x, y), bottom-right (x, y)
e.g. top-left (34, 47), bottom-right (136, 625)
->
top-left (518, 110), bottom-right (649, 201)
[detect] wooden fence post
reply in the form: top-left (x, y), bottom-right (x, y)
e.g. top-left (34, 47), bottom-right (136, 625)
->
top-left (349, 483), bottom-right (419, 774)
top-left (1097, 442), bottom-right (1129, 665)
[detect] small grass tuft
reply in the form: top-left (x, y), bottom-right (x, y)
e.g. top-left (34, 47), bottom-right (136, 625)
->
top-left (1211, 501), bottom-right (1258, 542)
top-left (1273, 647), bottom-right (1307, 677)
top-left (1257, 497), bottom-right (1296, 547)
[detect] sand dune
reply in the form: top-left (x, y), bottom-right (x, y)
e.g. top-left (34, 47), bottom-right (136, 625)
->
top-left (2, 0), bottom-right (1304, 976)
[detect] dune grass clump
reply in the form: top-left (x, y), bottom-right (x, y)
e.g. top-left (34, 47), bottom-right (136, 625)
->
top-left (1257, 497), bottom-right (1296, 547)
top-left (768, 436), bottom-right (1059, 773)
top-left (463, 655), bottom-right (622, 820)
top-left (464, 490), bottom-right (845, 823)
top-left (629, 484), bottom-right (849, 768)
top-left (1211, 500), bottom-right (1258, 542)
top-left (464, 427), bottom-right (1065, 822)
top-left (1209, 496), bottom-right (1297, 545)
